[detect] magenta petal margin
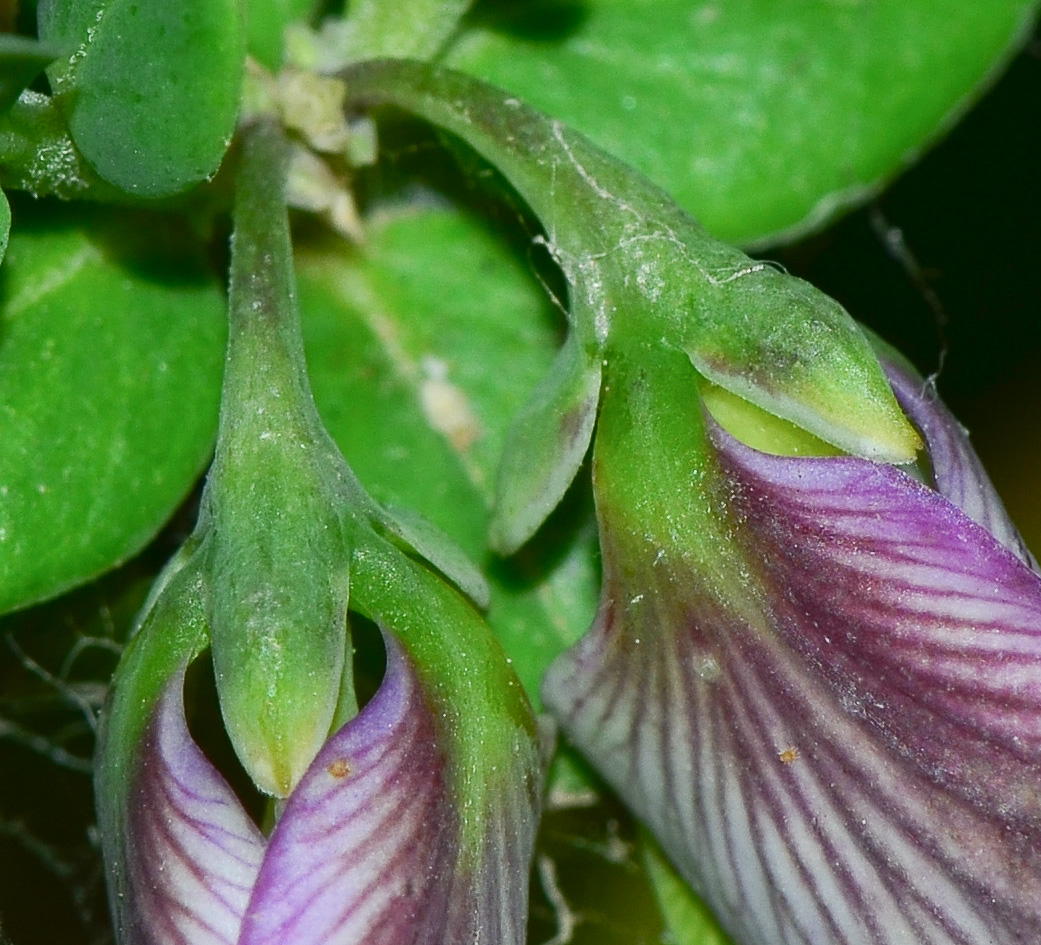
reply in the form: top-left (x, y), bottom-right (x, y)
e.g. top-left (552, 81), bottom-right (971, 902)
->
top-left (883, 356), bottom-right (1035, 568)
top-left (545, 418), bottom-right (1041, 944)
top-left (127, 631), bottom-right (527, 945)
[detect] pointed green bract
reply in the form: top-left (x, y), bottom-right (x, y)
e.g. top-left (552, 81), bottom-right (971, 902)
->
top-left (491, 331), bottom-right (601, 554)
top-left (343, 59), bottom-right (920, 546)
top-left (203, 120), bottom-right (354, 797)
top-left (38, 0), bottom-right (245, 197)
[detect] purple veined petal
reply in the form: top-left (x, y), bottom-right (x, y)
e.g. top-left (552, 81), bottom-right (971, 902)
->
top-left (882, 355), bottom-right (1035, 570)
top-left (545, 428), bottom-right (1041, 945)
top-left (239, 631), bottom-right (477, 945)
top-left (127, 671), bottom-right (266, 945)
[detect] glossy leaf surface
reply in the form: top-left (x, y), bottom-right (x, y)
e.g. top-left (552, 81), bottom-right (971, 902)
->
top-left (39, 0), bottom-right (245, 197)
top-left (0, 210), bottom-right (225, 615)
top-left (448, 0), bottom-right (1039, 246)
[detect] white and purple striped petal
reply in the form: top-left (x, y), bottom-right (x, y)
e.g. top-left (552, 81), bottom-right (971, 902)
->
top-left (127, 671), bottom-right (266, 945)
top-left (882, 354), bottom-right (1035, 569)
top-left (125, 629), bottom-right (532, 945)
top-left (544, 425), bottom-right (1041, 945)
top-left (238, 633), bottom-right (456, 945)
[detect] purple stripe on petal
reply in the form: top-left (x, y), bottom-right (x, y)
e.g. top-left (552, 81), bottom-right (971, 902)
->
top-left (239, 632), bottom-right (457, 945)
top-left (128, 673), bottom-right (265, 945)
top-left (546, 429), bottom-right (1041, 945)
top-left (882, 356), bottom-right (1035, 569)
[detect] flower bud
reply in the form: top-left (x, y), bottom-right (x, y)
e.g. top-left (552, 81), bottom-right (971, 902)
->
top-left (94, 118), bottom-right (539, 945)
top-left (339, 60), bottom-right (1041, 943)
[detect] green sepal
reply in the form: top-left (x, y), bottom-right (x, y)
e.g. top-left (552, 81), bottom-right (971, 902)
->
top-left (375, 503), bottom-right (491, 609)
top-left (38, 0), bottom-right (245, 198)
top-left (591, 342), bottom-right (760, 625)
top-left (342, 59), bottom-right (921, 544)
top-left (0, 34), bottom-right (66, 115)
top-left (202, 119), bottom-right (354, 797)
top-left (346, 523), bottom-right (540, 861)
top-left (490, 330), bottom-right (601, 555)
top-left (94, 540), bottom-right (212, 942)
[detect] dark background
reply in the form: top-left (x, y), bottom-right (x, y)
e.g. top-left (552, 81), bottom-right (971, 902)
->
top-left (776, 28), bottom-right (1041, 546)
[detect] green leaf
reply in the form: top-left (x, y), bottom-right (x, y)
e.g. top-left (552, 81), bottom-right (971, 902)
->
top-left (297, 205), bottom-right (599, 706)
top-left (247, 0), bottom-right (320, 71)
top-left (447, 0), bottom-right (1040, 246)
top-left (340, 0), bottom-right (475, 60)
top-left (642, 835), bottom-right (734, 945)
top-left (0, 208), bottom-right (226, 615)
top-left (38, 0), bottom-right (245, 197)
top-left (0, 34), bottom-right (65, 115)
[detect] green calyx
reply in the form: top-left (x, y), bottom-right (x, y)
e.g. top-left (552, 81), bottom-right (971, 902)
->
top-left (591, 343), bottom-right (766, 630)
top-left (201, 118), bottom-right (356, 797)
top-left (107, 118), bottom-right (507, 802)
top-left (340, 59), bottom-right (921, 552)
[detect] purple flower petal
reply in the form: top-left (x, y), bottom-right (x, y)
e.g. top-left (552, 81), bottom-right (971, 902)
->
top-left (544, 429), bottom-right (1041, 945)
top-left (883, 356), bottom-right (1035, 568)
top-left (127, 671), bottom-right (266, 945)
top-left (239, 629), bottom-right (534, 945)
top-left (123, 624), bottom-right (535, 945)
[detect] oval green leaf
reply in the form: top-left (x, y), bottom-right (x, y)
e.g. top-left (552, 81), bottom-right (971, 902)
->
top-left (447, 0), bottom-right (1039, 246)
top-left (0, 209), bottom-right (225, 614)
top-left (39, 0), bottom-right (245, 197)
